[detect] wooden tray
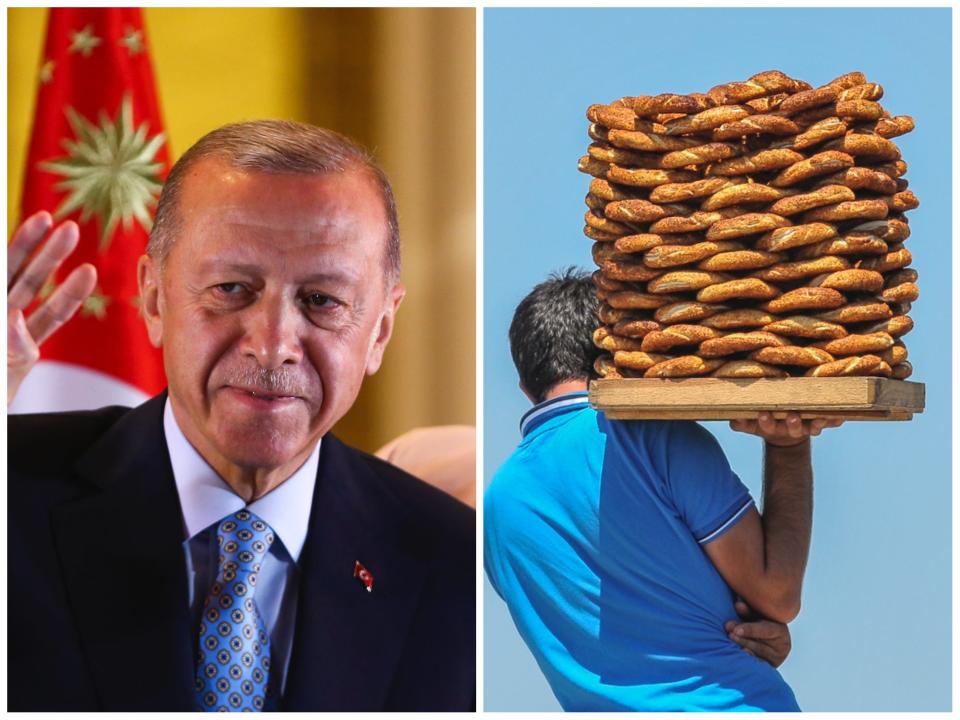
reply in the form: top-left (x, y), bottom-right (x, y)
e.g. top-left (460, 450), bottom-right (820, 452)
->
top-left (590, 377), bottom-right (925, 421)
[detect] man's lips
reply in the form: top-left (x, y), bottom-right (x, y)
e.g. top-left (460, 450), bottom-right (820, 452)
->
top-left (223, 385), bottom-right (303, 407)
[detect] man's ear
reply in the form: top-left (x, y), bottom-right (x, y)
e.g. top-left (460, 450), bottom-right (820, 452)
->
top-left (365, 282), bottom-right (405, 375)
top-left (137, 254), bottom-right (163, 348)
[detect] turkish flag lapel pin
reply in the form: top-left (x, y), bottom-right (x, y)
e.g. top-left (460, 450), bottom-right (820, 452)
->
top-left (353, 560), bottom-right (374, 592)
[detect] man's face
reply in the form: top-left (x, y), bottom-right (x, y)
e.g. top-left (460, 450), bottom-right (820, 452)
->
top-left (139, 158), bottom-right (403, 480)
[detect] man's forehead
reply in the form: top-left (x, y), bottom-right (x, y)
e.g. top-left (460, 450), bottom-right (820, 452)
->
top-left (193, 232), bottom-right (360, 262)
top-left (167, 157), bottom-right (394, 282)
top-left (185, 157), bottom-right (378, 200)
top-left (178, 160), bottom-right (387, 234)
top-left (193, 205), bottom-right (364, 235)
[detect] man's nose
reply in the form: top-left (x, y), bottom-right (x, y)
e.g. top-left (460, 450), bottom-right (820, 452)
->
top-left (240, 294), bottom-right (303, 369)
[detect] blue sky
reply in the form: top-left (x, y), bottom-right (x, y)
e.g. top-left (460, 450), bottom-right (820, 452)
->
top-left (483, 7), bottom-right (952, 712)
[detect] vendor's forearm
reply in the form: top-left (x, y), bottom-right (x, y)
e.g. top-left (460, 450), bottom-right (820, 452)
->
top-left (758, 438), bottom-right (813, 619)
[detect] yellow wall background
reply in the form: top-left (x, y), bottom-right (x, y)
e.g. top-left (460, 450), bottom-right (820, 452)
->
top-left (7, 8), bottom-right (476, 453)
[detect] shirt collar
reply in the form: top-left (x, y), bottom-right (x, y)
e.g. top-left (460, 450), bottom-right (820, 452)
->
top-left (163, 398), bottom-right (318, 562)
top-left (519, 391), bottom-right (591, 438)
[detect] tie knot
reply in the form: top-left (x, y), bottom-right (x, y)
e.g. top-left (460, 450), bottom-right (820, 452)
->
top-left (216, 509), bottom-right (275, 580)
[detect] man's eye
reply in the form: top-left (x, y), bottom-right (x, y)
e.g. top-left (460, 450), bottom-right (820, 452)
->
top-left (305, 292), bottom-right (337, 309)
top-left (215, 282), bottom-right (245, 294)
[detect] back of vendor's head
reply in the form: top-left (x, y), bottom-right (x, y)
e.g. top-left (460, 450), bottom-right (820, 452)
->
top-left (509, 267), bottom-right (600, 403)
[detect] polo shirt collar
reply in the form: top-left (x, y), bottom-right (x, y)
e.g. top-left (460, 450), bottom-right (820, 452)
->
top-left (163, 398), bottom-right (318, 562)
top-left (519, 391), bottom-right (591, 438)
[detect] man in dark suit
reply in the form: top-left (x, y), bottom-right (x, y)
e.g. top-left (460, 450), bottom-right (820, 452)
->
top-left (8, 120), bottom-right (475, 711)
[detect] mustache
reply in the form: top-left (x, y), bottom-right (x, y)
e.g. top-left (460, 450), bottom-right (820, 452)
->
top-left (221, 366), bottom-right (310, 397)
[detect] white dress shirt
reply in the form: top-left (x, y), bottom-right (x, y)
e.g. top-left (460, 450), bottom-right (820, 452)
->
top-left (163, 399), bottom-right (319, 698)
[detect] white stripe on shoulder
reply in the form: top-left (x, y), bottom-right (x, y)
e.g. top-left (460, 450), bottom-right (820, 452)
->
top-left (519, 394), bottom-right (590, 436)
top-left (697, 499), bottom-right (755, 545)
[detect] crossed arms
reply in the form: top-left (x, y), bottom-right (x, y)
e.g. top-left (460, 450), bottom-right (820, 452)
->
top-left (711, 414), bottom-right (841, 625)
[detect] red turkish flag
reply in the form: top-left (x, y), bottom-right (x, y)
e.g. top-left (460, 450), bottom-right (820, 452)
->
top-left (13, 8), bottom-right (169, 413)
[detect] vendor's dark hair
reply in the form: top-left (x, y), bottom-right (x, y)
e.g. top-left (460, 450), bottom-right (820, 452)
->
top-left (509, 267), bottom-right (600, 403)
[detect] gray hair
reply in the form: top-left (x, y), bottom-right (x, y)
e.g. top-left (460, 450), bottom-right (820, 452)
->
top-left (148, 119), bottom-right (400, 281)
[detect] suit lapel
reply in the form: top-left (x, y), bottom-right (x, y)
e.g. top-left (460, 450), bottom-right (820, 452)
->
top-left (282, 435), bottom-right (428, 711)
top-left (50, 394), bottom-right (196, 711)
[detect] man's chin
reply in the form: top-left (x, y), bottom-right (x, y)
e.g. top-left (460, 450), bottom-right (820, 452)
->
top-left (216, 432), bottom-right (316, 476)
top-left (210, 405), bottom-right (321, 471)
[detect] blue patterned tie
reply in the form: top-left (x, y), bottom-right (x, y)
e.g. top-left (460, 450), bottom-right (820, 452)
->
top-left (195, 509), bottom-right (275, 711)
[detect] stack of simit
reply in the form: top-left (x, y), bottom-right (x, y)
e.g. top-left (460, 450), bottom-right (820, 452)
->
top-left (582, 70), bottom-right (918, 380)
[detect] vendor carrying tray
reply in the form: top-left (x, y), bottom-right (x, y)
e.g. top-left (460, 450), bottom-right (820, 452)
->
top-left (590, 377), bottom-right (925, 421)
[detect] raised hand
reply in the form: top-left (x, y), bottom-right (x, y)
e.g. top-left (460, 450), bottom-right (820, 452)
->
top-left (8, 211), bottom-right (97, 406)
top-left (730, 411), bottom-right (843, 447)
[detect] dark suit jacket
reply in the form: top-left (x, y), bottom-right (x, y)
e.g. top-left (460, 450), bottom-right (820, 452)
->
top-left (8, 393), bottom-right (475, 711)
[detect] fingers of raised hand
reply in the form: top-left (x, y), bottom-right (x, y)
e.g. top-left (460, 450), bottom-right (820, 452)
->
top-left (784, 412), bottom-right (804, 439)
top-left (26, 264), bottom-right (98, 345)
top-left (729, 418), bottom-right (759, 435)
top-left (757, 411), bottom-right (781, 436)
top-left (751, 411), bottom-right (800, 442)
top-left (731, 414), bottom-right (801, 440)
top-left (733, 413), bottom-right (843, 440)
top-left (8, 211), bottom-right (53, 285)
top-left (7, 308), bottom-right (40, 369)
top-left (8, 307), bottom-right (41, 406)
top-left (758, 411), bottom-right (840, 445)
top-left (8, 220), bottom-right (80, 310)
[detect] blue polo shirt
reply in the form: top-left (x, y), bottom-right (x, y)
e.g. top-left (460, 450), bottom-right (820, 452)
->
top-left (484, 392), bottom-right (800, 711)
